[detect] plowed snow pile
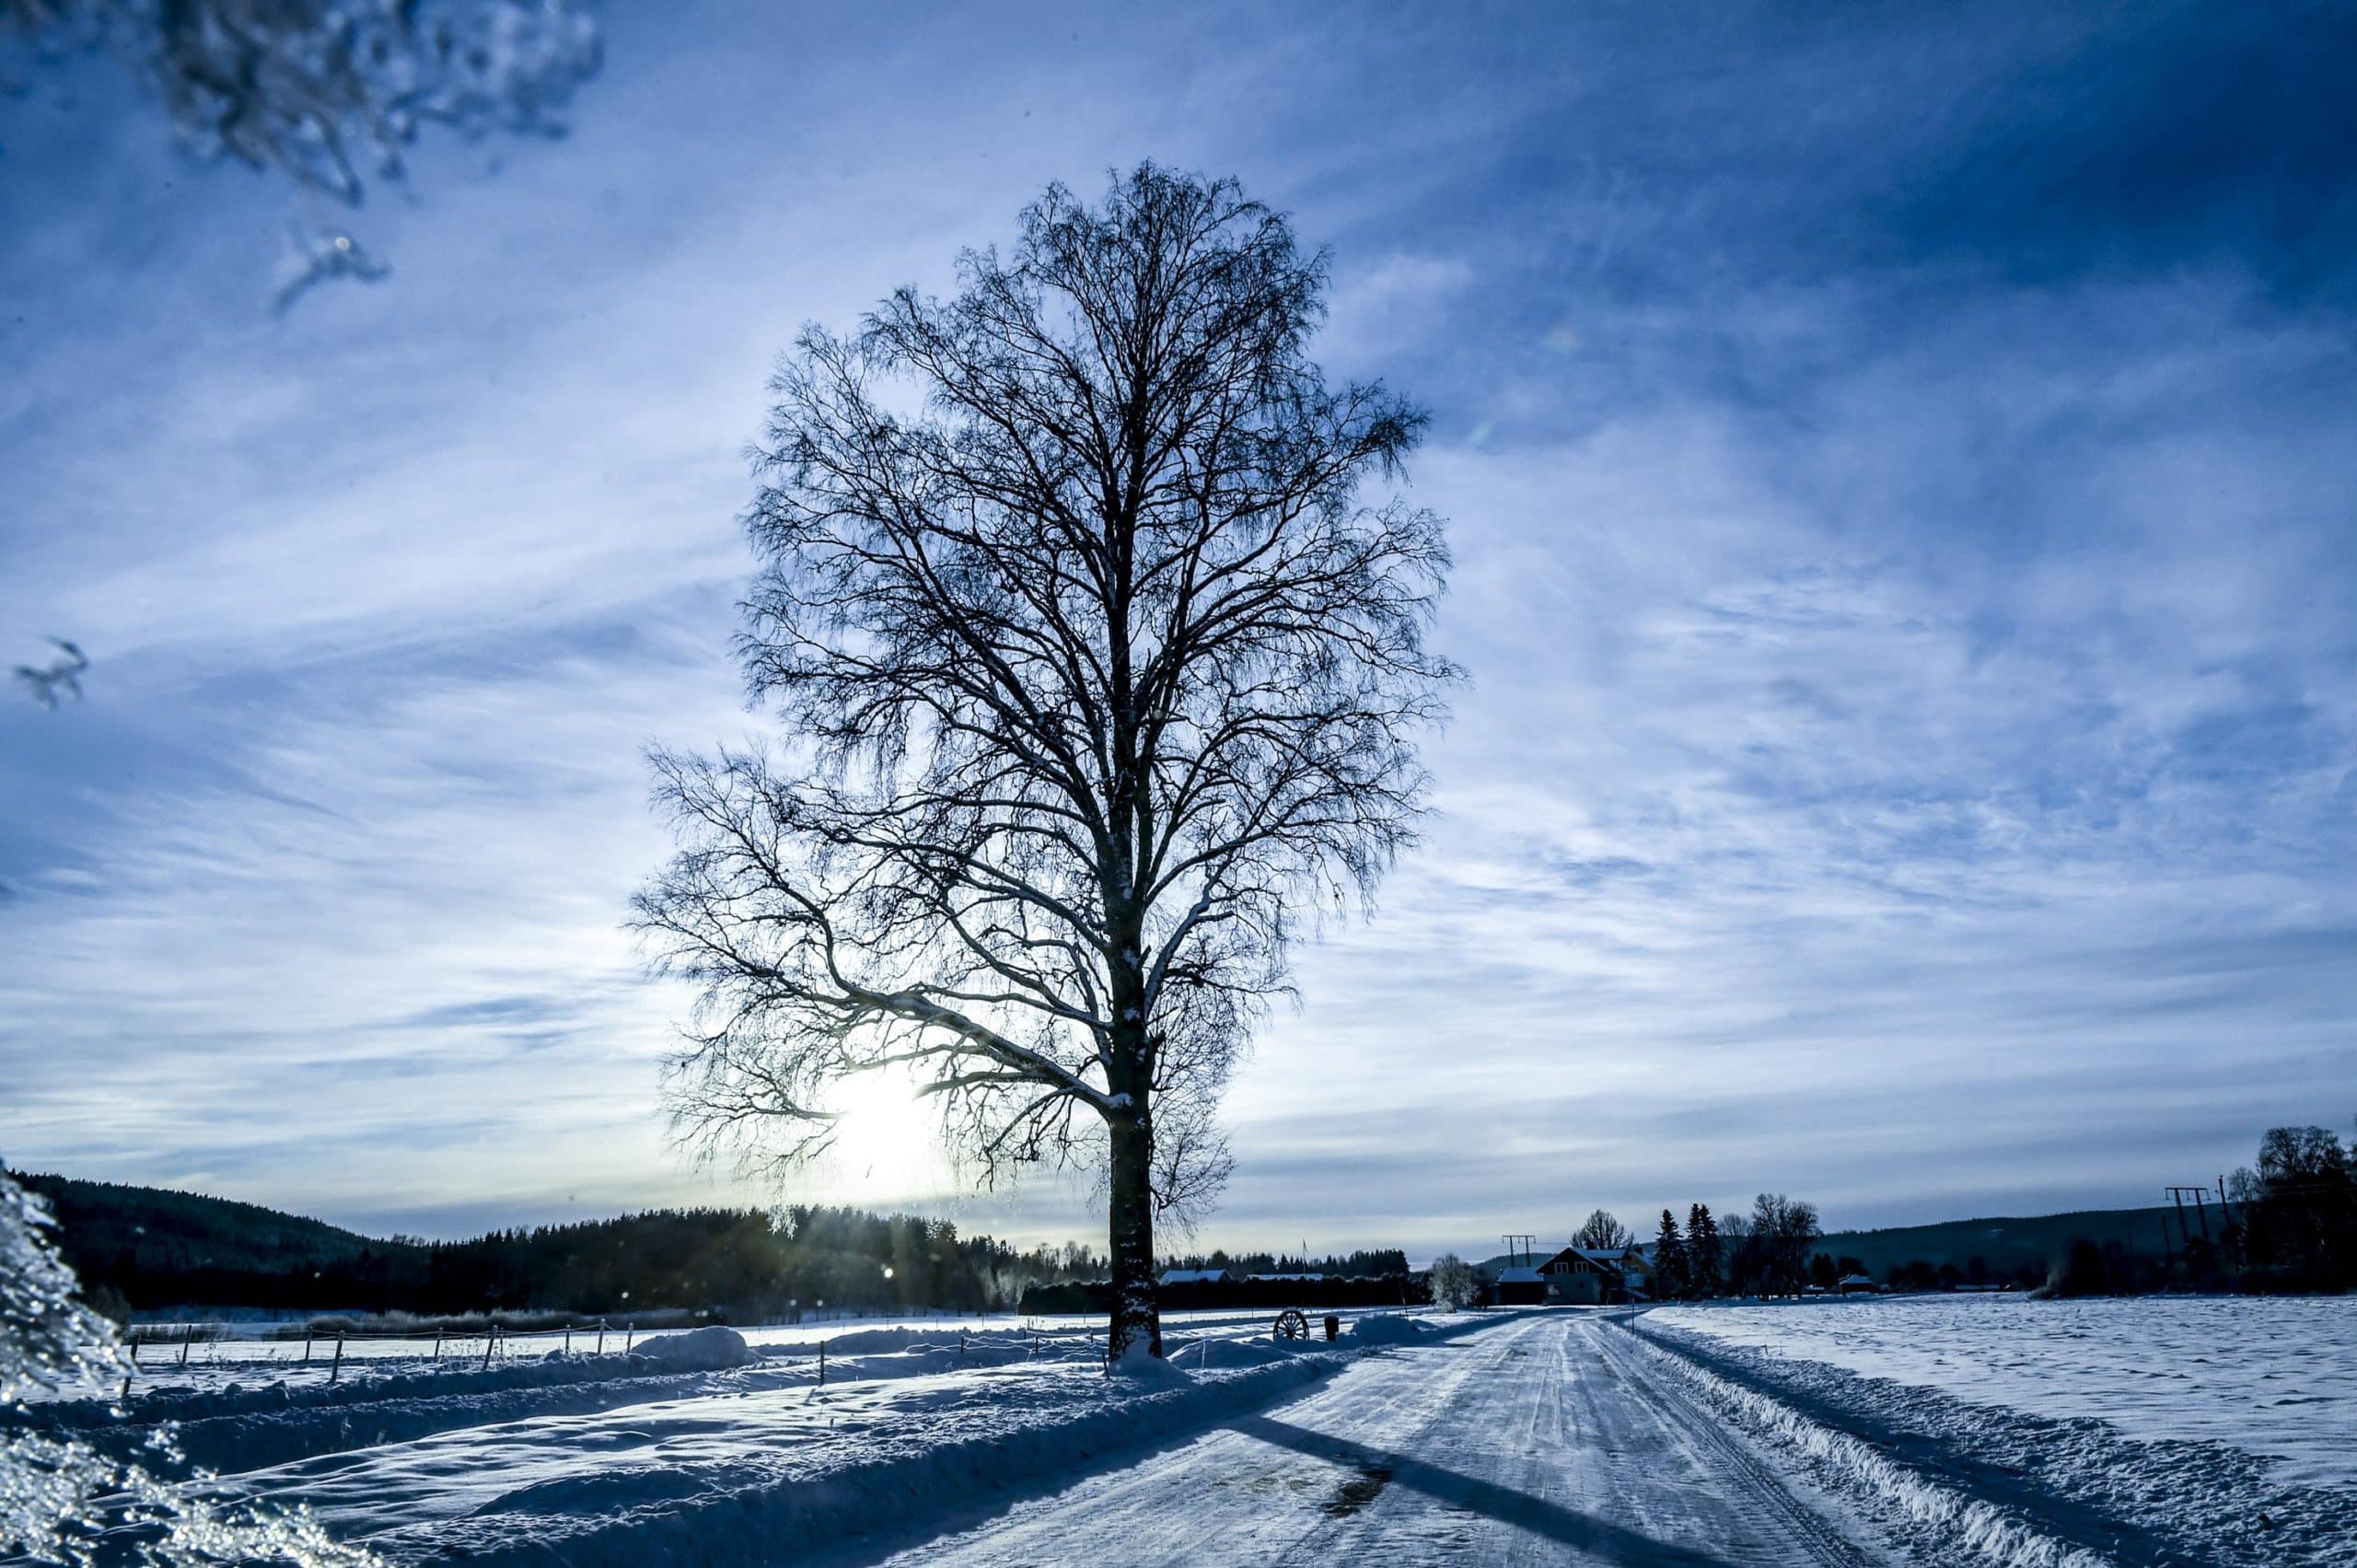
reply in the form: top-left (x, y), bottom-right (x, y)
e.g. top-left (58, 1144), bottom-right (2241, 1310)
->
top-left (628, 1324), bottom-right (751, 1369)
top-left (1635, 1298), bottom-right (2356, 1567)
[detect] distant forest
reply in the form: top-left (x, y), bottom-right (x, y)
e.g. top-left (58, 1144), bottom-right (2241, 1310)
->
top-left (32, 1116), bottom-right (2349, 1323)
top-left (21, 1173), bottom-right (1108, 1320)
top-left (1884, 1122), bottom-right (2357, 1297)
top-left (1162, 1249), bottom-right (1411, 1277)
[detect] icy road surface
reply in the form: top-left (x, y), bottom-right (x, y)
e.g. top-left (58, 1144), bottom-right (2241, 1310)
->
top-left (848, 1312), bottom-right (1887, 1567)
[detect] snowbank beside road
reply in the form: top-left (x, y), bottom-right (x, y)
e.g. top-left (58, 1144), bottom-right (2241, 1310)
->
top-left (1346, 1312), bottom-right (1431, 1345)
top-left (1647, 1294), bottom-right (2357, 1488)
top-left (1627, 1318), bottom-right (2354, 1568)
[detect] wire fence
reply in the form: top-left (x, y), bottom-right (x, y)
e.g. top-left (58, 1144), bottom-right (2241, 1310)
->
top-left (107, 1303), bottom-right (1399, 1393)
top-left (122, 1319), bottom-right (662, 1381)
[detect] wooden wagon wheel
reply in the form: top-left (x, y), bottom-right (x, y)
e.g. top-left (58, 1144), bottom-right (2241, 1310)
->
top-left (1273, 1308), bottom-right (1310, 1341)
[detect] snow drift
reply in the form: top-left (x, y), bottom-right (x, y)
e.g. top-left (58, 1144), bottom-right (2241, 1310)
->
top-left (360, 1354), bottom-right (1343, 1564)
top-left (1626, 1318), bottom-right (2353, 1567)
top-left (1345, 1313), bottom-right (1431, 1345)
top-left (628, 1325), bottom-right (750, 1371)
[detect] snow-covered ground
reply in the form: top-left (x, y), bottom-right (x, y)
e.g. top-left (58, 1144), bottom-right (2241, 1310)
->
top-left (1645, 1294), bottom-right (2357, 1487)
top-left (843, 1310), bottom-right (1893, 1567)
top-left (23, 1302), bottom-right (2352, 1563)
top-left (1638, 1296), bottom-right (2355, 1566)
top-left (85, 1305), bottom-right (1335, 1400)
top-left (11, 1309), bottom-right (1500, 1564)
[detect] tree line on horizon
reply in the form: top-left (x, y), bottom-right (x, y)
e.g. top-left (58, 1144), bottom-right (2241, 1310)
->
top-left (1645, 1196), bottom-right (1823, 1299)
top-left (1160, 1248), bottom-right (1411, 1278)
top-left (1631, 1121), bottom-right (2357, 1302)
top-left (40, 1116), bottom-right (2351, 1325)
top-left (29, 1179), bottom-right (1113, 1321)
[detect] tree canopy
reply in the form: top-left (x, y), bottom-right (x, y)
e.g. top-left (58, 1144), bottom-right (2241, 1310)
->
top-left (638, 165), bottom-right (1455, 1358)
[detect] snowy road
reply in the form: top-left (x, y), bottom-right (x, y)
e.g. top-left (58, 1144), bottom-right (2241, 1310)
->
top-left (849, 1313), bottom-right (1891, 1567)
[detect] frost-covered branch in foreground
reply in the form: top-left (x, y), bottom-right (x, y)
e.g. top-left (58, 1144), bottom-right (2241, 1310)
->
top-left (1, 1167), bottom-right (374, 1565)
top-left (1, 0), bottom-right (602, 305)
top-left (11, 639), bottom-right (86, 710)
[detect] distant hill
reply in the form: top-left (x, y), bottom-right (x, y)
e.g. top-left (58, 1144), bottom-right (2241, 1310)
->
top-left (1472, 1203), bottom-right (2192, 1285)
top-left (17, 1171), bottom-right (409, 1280)
top-left (9, 1170), bottom-right (1105, 1319)
top-left (1817, 1204), bottom-right (2188, 1280)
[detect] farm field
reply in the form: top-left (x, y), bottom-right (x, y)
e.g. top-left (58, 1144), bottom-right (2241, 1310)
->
top-left (1637, 1295), bottom-right (2356, 1565)
top-left (70, 1307), bottom-right (1335, 1402)
top-left (10, 1308), bottom-right (1504, 1563)
top-left (1645, 1294), bottom-right (2357, 1487)
top-left (20, 1286), bottom-right (2357, 1563)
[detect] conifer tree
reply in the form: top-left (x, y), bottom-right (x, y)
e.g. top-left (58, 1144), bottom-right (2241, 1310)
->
top-left (1653, 1208), bottom-right (1689, 1301)
top-left (1686, 1202), bottom-right (1723, 1298)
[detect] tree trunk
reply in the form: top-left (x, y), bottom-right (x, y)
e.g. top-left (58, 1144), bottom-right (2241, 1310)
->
top-left (1106, 1113), bottom-right (1161, 1363)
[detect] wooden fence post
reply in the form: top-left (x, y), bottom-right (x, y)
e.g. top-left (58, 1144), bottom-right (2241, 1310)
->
top-left (597, 1320), bottom-right (606, 1355)
top-left (330, 1333), bottom-right (344, 1384)
top-left (818, 1341), bottom-right (826, 1387)
top-left (623, 1324), bottom-right (633, 1355)
top-left (433, 1328), bottom-right (443, 1362)
top-left (482, 1326), bottom-right (497, 1371)
top-left (179, 1331), bottom-right (191, 1367)
top-left (301, 1330), bottom-right (311, 1365)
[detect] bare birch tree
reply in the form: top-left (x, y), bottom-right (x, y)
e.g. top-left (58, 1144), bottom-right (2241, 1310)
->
top-left (1572, 1208), bottom-right (1631, 1251)
top-left (635, 164), bottom-right (1456, 1361)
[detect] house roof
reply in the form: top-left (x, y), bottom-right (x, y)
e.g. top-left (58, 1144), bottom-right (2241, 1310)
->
top-left (1540, 1246), bottom-right (1624, 1274)
top-left (1158, 1268), bottom-right (1231, 1284)
top-left (1497, 1266), bottom-right (1545, 1283)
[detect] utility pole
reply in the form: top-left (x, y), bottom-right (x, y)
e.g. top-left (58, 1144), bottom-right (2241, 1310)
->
top-left (1501, 1234), bottom-right (1537, 1268)
top-left (2165, 1184), bottom-right (2217, 1283)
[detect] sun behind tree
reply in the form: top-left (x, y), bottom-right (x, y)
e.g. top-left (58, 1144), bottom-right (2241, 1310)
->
top-left (635, 163), bottom-right (1457, 1363)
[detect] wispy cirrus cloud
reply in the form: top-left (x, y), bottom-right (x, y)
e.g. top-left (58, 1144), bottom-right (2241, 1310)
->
top-left (2, 0), bottom-right (2351, 1250)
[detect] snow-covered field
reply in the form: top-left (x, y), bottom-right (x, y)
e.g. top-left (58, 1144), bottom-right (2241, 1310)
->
top-left (1637, 1295), bottom-right (2357, 1566)
top-left (87, 1306), bottom-right (1320, 1400)
top-left (9, 1308), bottom-right (1494, 1563)
top-left (1645, 1294), bottom-right (2357, 1487)
top-left (24, 1300), bottom-right (2355, 1563)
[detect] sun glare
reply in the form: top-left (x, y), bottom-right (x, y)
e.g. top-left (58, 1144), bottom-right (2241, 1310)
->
top-left (814, 1066), bottom-right (953, 1201)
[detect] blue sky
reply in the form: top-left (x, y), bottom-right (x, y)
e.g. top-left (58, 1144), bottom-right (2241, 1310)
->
top-left (3, 1), bottom-right (2352, 1253)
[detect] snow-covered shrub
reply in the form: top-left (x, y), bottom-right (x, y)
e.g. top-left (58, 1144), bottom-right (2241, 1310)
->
top-left (1, 1166), bottom-right (376, 1564)
top-left (1426, 1253), bottom-right (1478, 1310)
